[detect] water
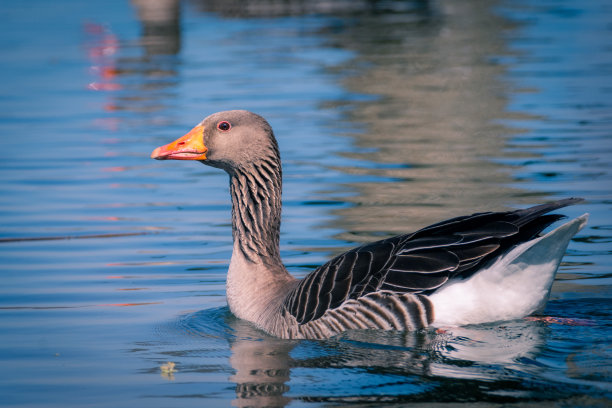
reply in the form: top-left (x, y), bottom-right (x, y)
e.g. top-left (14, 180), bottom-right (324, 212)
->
top-left (0, 0), bottom-right (610, 406)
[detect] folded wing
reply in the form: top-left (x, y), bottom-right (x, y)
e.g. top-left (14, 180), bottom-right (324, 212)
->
top-left (283, 198), bottom-right (582, 325)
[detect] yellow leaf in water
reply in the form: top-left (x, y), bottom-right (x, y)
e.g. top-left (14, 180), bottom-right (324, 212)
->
top-left (160, 361), bottom-right (176, 374)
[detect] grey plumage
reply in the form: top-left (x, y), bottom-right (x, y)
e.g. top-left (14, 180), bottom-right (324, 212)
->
top-left (151, 110), bottom-right (584, 340)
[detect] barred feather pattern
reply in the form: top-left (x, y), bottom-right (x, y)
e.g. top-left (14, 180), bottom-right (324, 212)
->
top-left (156, 111), bottom-right (584, 340)
top-left (230, 154), bottom-right (283, 265)
top-left (278, 291), bottom-right (434, 340)
top-left (228, 152), bottom-right (581, 339)
top-left (278, 198), bottom-right (582, 336)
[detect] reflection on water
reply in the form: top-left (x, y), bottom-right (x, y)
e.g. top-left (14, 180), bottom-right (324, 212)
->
top-left (191, 0), bottom-right (430, 18)
top-left (132, 0), bottom-right (181, 56)
top-left (227, 318), bottom-right (294, 407)
top-left (0, 0), bottom-right (610, 406)
top-left (87, 0), bottom-right (181, 124)
top-left (176, 308), bottom-right (294, 407)
top-left (177, 308), bottom-right (576, 405)
top-left (330, 0), bottom-right (525, 239)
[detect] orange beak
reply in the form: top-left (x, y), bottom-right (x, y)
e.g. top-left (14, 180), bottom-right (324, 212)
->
top-left (150, 125), bottom-right (207, 161)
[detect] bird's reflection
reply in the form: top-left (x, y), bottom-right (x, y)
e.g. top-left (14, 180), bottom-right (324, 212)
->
top-left (227, 318), bottom-right (295, 407)
top-left (194, 309), bottom-right (550, 406)
top-left (125, 0), bottom-right (553, 403)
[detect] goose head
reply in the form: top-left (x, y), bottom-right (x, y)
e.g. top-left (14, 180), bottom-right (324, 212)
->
top-left (150, 110), bottom-right (278, 173)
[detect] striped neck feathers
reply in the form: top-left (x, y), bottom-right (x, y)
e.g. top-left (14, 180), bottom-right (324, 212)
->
top-left (229, 155), bottom-right (283, 267)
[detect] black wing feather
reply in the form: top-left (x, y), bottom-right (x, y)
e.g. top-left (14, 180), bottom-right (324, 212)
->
top-left (284, 198), bottom-right (583, 324)
top-left (381, 271), bottom-right (450, 291)
top-left (389, 249), bottom-right (459, 274)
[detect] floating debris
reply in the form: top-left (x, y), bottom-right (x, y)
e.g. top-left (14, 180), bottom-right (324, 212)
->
top-left (160, 361), bottom-right (177, 380)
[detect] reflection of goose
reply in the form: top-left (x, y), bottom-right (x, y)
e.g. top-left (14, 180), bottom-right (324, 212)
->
top-left (151, 110), bottom-right (588, 339)
top-left (428, 321), bottom-right (550, 380)
top-left (296, 321), bottom-right (550, 381)
top-left (177, 308), bottom-right (295, 407)
top-left (227, 317), bottom-right (294, 407)
top-left (190, 310), bottom-right (550, 405)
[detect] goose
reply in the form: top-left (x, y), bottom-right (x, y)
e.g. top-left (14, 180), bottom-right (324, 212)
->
top-left (151, 110), bottom-right (588, 339)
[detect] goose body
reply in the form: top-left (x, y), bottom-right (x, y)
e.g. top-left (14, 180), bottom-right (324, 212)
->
top-left (151, 110), bottom-right (588, 339)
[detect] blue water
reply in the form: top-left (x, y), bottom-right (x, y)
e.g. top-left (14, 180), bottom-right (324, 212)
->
top-left (0, 0), bottom-right (610, 406)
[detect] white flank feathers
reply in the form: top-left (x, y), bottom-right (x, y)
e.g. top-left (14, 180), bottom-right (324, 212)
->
top-left (430, 214), bottom-right (589, 327)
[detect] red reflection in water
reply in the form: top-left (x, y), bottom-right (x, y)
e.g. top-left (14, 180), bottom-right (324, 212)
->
top-left (84, 22), bottom-right (120, 92)
top-left (102, 166), bottom-right (128, 172)
top-left (86, 216), bottom-right (120, 221)
top-left (99, 302), bottom-right (162, 307)
top-left (85, 22), bottom-right (122, 133)
top-left (88, 82), bottom-right (121, 91)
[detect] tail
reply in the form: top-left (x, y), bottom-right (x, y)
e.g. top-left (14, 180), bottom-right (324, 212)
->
top-left (430, 213), bottom-right (588, 327)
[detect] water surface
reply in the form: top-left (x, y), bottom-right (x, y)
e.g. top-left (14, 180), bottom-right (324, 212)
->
top-left (0, 0), bottom-right (610, 406)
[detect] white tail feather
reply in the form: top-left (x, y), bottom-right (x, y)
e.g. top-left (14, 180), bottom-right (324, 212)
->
top-left (430, 213), bottom-right (589, 327)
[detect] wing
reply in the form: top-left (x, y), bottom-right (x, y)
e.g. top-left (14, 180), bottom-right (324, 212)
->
top-left (284, 198), bottom-right (582, 325)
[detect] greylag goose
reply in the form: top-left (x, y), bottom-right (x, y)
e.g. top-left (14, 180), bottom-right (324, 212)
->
top-left (151, 110), bottom-right (588, 339)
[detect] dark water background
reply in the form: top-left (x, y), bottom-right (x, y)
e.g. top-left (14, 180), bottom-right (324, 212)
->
top-left (0, 0), bottom-right (611, 406)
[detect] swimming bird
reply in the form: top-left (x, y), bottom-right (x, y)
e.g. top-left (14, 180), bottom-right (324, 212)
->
top-left (151, 110), bottom-right (588, 339)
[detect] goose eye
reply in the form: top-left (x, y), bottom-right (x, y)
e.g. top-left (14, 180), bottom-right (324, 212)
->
top-left (217, 121), bottom-right (231, 131)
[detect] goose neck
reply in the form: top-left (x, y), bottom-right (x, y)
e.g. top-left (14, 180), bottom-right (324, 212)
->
top-left (229, 161), bottom-right (283, 266)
